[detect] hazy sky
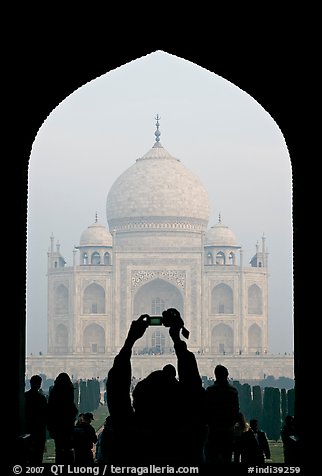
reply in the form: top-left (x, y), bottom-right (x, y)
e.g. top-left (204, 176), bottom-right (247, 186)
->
top-left (27, 50), bottom-right (293, 355)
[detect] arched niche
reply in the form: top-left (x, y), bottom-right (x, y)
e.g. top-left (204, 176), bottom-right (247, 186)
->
top-left (211, 283), bottom-right (233, 314)
top-left (83, 282), bottom-right (105, 314)
top-left (211, 323), bottom-right (234, 354)
top-left (83, 323), bottom-right (105, 353)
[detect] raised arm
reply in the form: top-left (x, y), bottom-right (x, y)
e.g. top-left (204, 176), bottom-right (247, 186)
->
top-left (168, 310), bottom-right (206, 453)
top-left (168, 313), bottom-right (202, 391)
top-left (106, 315), bottom-right (149, 425)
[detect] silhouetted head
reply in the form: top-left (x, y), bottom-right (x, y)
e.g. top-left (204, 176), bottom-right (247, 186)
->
top-left (162, 364), bottom-right (177, 379)
top-left (54, 372), bottom-right (73, 389)
top-left (249, 419), bottom-right (259, 431)
top-left (214, 364), bottom-right (229, 381)
top-left (132, 369), bottom-right (182, 425)
top-left (30, 374), bottom-right (42, 390)
top-left (84, 412), bottom-right (94, 422)
top-left (132, 370), bottom-right (165, 409)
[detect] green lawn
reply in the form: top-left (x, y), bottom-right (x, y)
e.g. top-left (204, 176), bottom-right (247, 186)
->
top-left (269, 440), bottom-right (284, 463)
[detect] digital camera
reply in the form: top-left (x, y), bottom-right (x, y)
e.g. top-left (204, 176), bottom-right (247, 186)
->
top-left (147, 315), bottom-right (163, 326)
top-left (143, 309), bottom-right (190, 338)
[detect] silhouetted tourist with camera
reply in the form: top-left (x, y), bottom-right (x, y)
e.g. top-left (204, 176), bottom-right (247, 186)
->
top-left (47, 372), bottom-right (78, 464)
top-left (106, 308), bottom-right (206, 465)
top-left (24, 374), bottom-right (47, 464)
top-left (204, 364), bottom-right (240, 465)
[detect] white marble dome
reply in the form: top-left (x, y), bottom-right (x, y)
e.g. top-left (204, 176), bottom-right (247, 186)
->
top-left (106, 142), bottom-right (210, 231)
top-left (79, 221), bottom-right (112, 247)
top-left (205, 222), bottom-right (237, 246)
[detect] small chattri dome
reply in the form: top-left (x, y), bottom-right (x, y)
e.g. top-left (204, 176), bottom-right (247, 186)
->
top-left (205, 221), bottom-right (237, 246)
top-left (79, 218), bottom-right (112, 247)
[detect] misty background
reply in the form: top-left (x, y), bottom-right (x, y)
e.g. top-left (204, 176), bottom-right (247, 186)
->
top-left (26, 51), bottom-right (293, 355)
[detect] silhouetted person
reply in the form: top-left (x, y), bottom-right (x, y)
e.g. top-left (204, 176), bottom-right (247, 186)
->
top-left (47, 372), bottom-right (78, 464)
top-left (24, 374), bottom-right (47, 463)
top-left (240, 418), bottom-right (270, 464)
top-left (233, 412), bottom-right (249, 463)
top-left (204, 364), bottom-right (240, 465)
top-left (73, 412), bottom-right (97, 465)
top-left (281, 415), bottom-right (299, 464)
top-left (106, 309), bottom-right (206, 465)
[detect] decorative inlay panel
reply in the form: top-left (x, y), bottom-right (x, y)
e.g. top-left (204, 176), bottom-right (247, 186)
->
top-left (131, 270), bottom-right (185, 289)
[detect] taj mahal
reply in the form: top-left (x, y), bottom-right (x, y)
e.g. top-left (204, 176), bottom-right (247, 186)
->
top-left (26, 117), bottom-right (294, 381)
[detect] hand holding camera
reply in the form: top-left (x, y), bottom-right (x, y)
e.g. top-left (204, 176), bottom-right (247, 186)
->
top-left (127, 314), bottom-right (150, 343)
top-left (142, 308), bottom-right (190, 339)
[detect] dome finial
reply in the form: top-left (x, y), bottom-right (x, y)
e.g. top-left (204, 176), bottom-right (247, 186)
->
top-left (218, 212), bottom-right (222, 224)
top-left (154, 114), bottom-right (161, 143)
top-left (95, 211), bottom-right (98, 223)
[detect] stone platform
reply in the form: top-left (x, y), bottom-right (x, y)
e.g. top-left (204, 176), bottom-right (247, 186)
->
top-left (26, 353), bottom-right (294, 381)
